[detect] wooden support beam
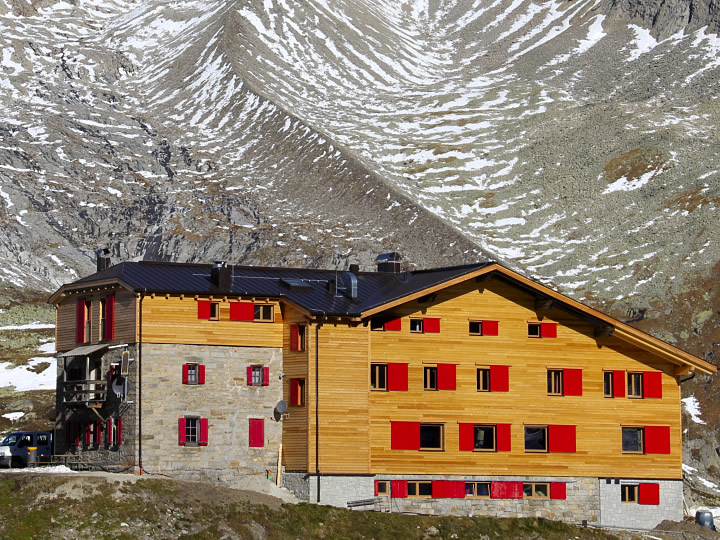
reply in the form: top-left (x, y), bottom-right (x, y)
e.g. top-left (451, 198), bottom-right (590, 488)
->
top-left (535, 298), bottom-right (553, 311)
top-left (674, 365), bottom-right (694, 376)
top-left (594, 325), bottom-right (615, 338)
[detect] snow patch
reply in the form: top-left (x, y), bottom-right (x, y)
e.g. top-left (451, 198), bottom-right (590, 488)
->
top-left (682, 395), bottom-right (706, 424)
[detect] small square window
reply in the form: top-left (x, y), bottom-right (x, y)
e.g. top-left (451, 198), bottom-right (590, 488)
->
top-left (628, 372), bottom-right (643, 398)
top-left (477, 368), bottom-right (490, 391)
top-left (371, 364), bottom-right (388, 390)
top-left (528, 323), bottom-right (541, 337)
top-left (209, 302), bottom-right (220, 320)
top-left (419, 424), bottom-right (444, 450)
top-left (603, 371), bottom-right (613, 397)
top-left (408, 481), bottom-right (433, 497)
top-left (424, 366), bottom-right (437, 391)
top-left (254, 304), bottom-right (273, 322)
top-left (622, 427), bottom-right (644, 453)
top-left (473, 425), bottom-right (496, 451)
top-left (376, 481), bottom-right (389, 496)
top-left (524, 426), bottom-right (548, 452)
top-left (523, 483), bottom-right (549, 499)
top-left (547, 369), bottom-right (563, 395)
top-left (469, 321), bottom-right (482, 335)
top-left (410, 319), bottom-right (424, 333)
top-left (370, 319), bottom-right (384, 331)
top-left (465, 481), bottom-right (490, 498)
top-left (621, 484), bottom-right (638, 503)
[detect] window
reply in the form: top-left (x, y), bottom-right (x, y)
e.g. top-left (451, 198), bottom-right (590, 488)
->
top-left (628, 372), bottom-right (643, 398)
top-left (424, 366), bottom-right (437, 390)
top-left (198, 300), bottom-right (219, 320)
top-left (473, 425), bottom-right (496, 451)
top-left (100, 298), bottom-right (107, 340)
top-left (249, 418), bottom-right (264, 447)
top-left (100, 295), bottom-right (115, 341)
top-left (371, 317), bottom-right (401, 331)
top-left (210, 302), bottom-right (220, 320)
top-left (419, 424), bottom-right (444, 450)
top-left (469, 320), bottom-right (498, 336)
top-left (407, 481), bottom-right (433, 497)
top-left (410, 318), bottom-right (440, 333)
top-left (528, 322), bottom-right (556, 338)
top-left (290, 378), bottom-right (305, 406)
top-left (410, 319), bottom-right (424, 333)
top-left (76, 299), bottom-right (91, 343)
top-left (622, 427), bottom-right (644, 453)
top-left (477, 368), bottom-right (490, 391)
top-left (106, 417), bottom-right (122, 445)
top-left (604, 371), bottom-right (613, 397)
top-left (523, 483), bottom-right (550, 499)
top-left (182, 363), bottom-right (205, 385)
top-left (254, 304), bottom-right (273, 322)
top-left (465, 482), bottom-right (491, 498)
top-left (178, 417), bottom-right (208, 446)
top-left (547, 370), bottom-right (563, 395)
top-left (247, 365), bottom-right (269, 386)
top-left (371, 364), bottom-right (388, 390)
top-left (290, 324), bottom-right (306, 351)
top-left (375, 480), bottom-right (389, 496)
top-left (621, 484), bottom-right (638, 503)
top-left (37, 433), bottom-right (49, 447)
top-left (525, 426), bottom-right (547, 452)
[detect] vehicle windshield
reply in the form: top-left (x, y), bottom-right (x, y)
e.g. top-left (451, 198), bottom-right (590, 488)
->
top-left (0, 434), bottom-right (18, 446)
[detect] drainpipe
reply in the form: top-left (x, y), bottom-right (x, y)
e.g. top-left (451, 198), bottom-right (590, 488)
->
top-left (315, 312), bottom-right (326, 503)
top-left (138, 288), bottom-right (146, 475)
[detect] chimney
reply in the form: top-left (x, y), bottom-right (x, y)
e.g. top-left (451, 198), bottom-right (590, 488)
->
top-left (96, 248), bottom-right (111, 272)
top-left (375, 252), bottom-right (402, 273)
top-left (210, 261), bottom-right (232, 289)
top-left (349, 263), bottom-right (360, 276)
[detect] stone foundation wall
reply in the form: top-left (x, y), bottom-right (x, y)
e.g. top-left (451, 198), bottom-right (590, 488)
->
top-left (283, 471), bottom-right (310, 501)
top-left (599, 478), bottom-right (683, 529)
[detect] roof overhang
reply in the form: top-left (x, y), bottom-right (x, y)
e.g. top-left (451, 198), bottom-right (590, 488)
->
top-left (48, 278), bottom-right (135, 304)
top-left (58, 343), bottom-right (108, 357)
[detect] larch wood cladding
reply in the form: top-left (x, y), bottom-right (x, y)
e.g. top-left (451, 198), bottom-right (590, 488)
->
top-left (306, 321), bottom-right (370, 474)
top-left (281, 304), bottom-right (309, 471)
top-left (55, 289), bottom-right (137, 351)
top-left (139, 296), bottom-right (283, 348)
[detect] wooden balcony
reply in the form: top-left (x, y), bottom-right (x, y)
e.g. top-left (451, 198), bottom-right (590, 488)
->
top-left (63, 380), bottom-right (108, 407)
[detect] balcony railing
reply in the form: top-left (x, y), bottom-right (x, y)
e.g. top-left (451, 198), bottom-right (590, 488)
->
top-left (63, 380), bottom-right (108, 406)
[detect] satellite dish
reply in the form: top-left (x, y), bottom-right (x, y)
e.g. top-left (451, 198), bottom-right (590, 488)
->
top-left (274, 401), bottom-right (287, 415)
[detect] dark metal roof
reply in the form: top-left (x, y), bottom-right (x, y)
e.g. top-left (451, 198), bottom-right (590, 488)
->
top-left (67, 261), bottom-right (494, 317)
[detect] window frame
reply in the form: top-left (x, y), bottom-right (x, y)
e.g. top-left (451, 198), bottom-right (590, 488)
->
top-left (254, 304), bottom-right (274, 322)
top-left (622, 426), bottom-right (644, 454)
top-left (410, 318), bottom-right (424, 333)
top-left (185, 417), bottom-right (200, 446)
top-left (528, 322), bottom-right (541, 338)
top-left (523, 482), bottom-right (550, 499)
top-left (603, 371), bottom-right (613, 397)
top-left (370, 363), bottom-right (388, 391)
top-left (469, 320), bottom-right (483, 335)
top-left (424, 366), bottom-right (438, 391)
top-left (251, 365), bottom-right (263, 386)
top-left (621, 484), bottom-right (638, 503)
top-left (465, 481), bottom-right (491, 498)
top-left (524, 425), bottom-right (548, 452)
top-left (473, 424), bottom-right (496, 451)
top-left (186, 363), bottom-right (199, 385)
top-left (290, 378), bottom-right (306, 406)
top-left (208, 302), bottom-right (220, 321)
top-left (477, 367), bottom-right (490, 392)
top-left (419, 423), bottom-right (444, 451)
top-left (627, 372), bottom-right (643, 398)
top-left (407, 481), bottom-right (433, 497)
top-left (547, 369), bottom-right (563, 395)
top-left (376, 480), bottom-right (389, 496)
top-left (100, 297), bottom-right (107, 341)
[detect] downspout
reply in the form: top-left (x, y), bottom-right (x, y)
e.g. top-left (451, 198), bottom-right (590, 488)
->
top-left (138, 288), bottom-right (146, 475)
top-left (679, 372), bottom-right (696, 384)
top-left (315, 312), bottom-right (326, 503)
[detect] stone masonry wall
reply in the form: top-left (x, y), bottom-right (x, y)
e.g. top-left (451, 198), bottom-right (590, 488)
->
top-left (599, 478), bottom-right (683, 529)
top-left (140, 343), bottom-right (283, 488)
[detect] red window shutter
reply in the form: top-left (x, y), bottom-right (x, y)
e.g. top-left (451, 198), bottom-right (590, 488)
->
top-left (391, 421), bottom-right (420, 450)
top-left (459, 423), bottom-right (475, 451)
top-left (374, 481), bottom-right (379, 496)
top-left (549, 424), bottom-right (576, 453)
top-left (384, 318), bottom-right (401, 331)
top-left (198, 364), bottom-right (205, 385)
top-left (449, 481), bottom-right (466, 498)
top-left (290, 379), bottom-right (300, 405)
top-left (491, 481), bottom-right (523, 499)
top-left (497, 423), bottom-right (512, 451)
top-left (563, 369), bottom-right (583, 396)
top-left (489, 365), bottom-right (509, 392)
top-left (643, 372), bottom-right (662, 398)
top-left (638, 483), bottom-right (660, 505)
top-left (178, 418), bottom-right (186, 446)
top-left (432, 480), bottom-right (448, 498)
top-left (437, 363), bottom-right (456, 390)
top-left (84, 423), bottom-right (92, 446)
top-left (290, 324), bottom-right (299, 351)
top-left (76, 299), bottom-right (85, 343)
top-left (645, 426), bottom-right (671, 454)
top-left (433, 480), bottom-right (463, 498)
top-left (182, 364), bottom-right (189, 384)
top-left (106, 418), bottom-right (113, 444)
top-left (263, 367), bottom-right (270, 386)
top-left (105, 294), bottom-right (115, 341)
top-left (197, 301), bottom-right (212, 319)
top-left (482, 320), bottom-right (499, 336)
top-left (613, 370), bottom-right (626, 397)
top-left (73, 422), bottom-right (80, 446)
top-left (540, 322), bottom-right (557, 338)
top-left (391, 480), bottom-right (408, 498)
top-left (117, 418), bottom-right (123, 445)
top-left (230, 302), bottom-right (255, 321)
top-left (550, 482), bottom-right (567, 500)
top-left (247, 366), bottom-right (254, 386)
top-left (387, 363), bottom-right (408, 391)
top-left (423, 318), bottom-right (440, 333)
top-left (249, 418), bottom-right (264, 447)
top-left (199, 418), bottom-right (209, 446)
top-left (95, 420), bottom-right (102, 446)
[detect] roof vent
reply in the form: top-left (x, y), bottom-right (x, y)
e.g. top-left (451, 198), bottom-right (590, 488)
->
top-left (211, 261), bottom-right (232, 290)
top-left (96, 248), bottom-right (111, 273)
top-left (339, 271), bottom-right (358, 301)
top-left (375, 252), bottom-right (401, 273)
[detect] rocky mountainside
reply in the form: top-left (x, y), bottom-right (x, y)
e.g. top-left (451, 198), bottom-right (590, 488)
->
top-left (0, 0), bottom-right (719, 504)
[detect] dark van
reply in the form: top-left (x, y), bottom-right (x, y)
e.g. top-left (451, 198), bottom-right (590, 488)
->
top-left (0, 431), bottom-right (53, 468)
